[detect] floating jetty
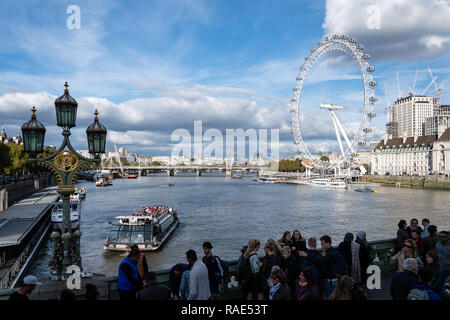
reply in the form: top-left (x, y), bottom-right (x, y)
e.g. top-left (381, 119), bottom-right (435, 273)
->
top-left (0, 188), bottom-right (59, 290)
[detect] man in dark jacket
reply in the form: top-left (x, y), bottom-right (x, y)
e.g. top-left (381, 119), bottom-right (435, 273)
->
top-left (137, 272), bottom-right (171, 300)
top-left (299, 235), bottom-right (344, 298)
top-left (169, 263), bottom-right (189, 300)
top-left (202, 241), bottom-right (225, 294)
top-left (422, 225), bottom-right (439, 259)
top-left (390, 258), bottom-right (420, 300)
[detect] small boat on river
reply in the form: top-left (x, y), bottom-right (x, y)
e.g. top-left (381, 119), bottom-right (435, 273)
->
top-left (104, 205), bottom-right (179, 251)
top-left (51, 199), bottom-right (81, 231)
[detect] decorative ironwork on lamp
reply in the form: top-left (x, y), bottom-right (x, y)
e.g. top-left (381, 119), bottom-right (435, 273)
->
top-left (55, 82), bottom-right (78, 130)
top-left (86, 110), bottom-right (107, 159)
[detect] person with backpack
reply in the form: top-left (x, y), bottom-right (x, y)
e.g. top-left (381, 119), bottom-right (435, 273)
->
top-left (242, 239), bottom-right (264, 300)
top-left (298, 235), bottom-right (346, 299)
top-left (202, 241), bottom-right (227, 295)
top-left (407, 266), bottom-right (441, 300)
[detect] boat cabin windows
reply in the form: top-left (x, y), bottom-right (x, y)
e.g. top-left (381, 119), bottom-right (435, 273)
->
top-left (109, 224), bottom-right (152, 244)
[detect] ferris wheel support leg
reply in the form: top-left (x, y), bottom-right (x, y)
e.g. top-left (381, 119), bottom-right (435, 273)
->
top-left (331, 112), bottom-right (345, 158)
top-left (332, 111), bottom-right (354, 154)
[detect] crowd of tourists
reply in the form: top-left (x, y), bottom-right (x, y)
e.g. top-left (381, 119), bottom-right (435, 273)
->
top-left (132, 205), bottom-right (168, 217)
top-left (109, 217), bottom-right (449, 301)
top-left (10, 218), bottom-right (449, 301)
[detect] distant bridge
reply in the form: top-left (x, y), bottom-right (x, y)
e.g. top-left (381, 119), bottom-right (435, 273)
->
top-left (101, 165), bottom-right (267, 177)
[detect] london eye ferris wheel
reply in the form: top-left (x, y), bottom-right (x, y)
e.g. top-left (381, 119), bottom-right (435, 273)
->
top-left (290, 34), bottom-right (377, 170)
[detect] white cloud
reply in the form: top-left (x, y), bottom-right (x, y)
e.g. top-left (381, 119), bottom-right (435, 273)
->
top-left (322, 0), bottom-right (450, 61)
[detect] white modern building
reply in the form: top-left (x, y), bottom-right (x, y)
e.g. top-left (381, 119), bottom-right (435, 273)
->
top-left (391, 95), bottom-right (434, 138)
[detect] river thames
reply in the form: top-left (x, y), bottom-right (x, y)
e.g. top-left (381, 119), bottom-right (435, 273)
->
top-left (30, 174), bottom-right (450, 278)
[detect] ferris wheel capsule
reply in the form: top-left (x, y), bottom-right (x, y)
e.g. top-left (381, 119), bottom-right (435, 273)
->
top-left (357, 44), bottom-right (364, 50)
top-left (369, 80), bottom-right (377, 87)
top-left (296, 76), bottom-right (303, 81)
top-left (369, 96), bottom-right (378, 102)
top-left (341, 35), bottom-right (348, 40)
top-left (332, 34), bottom-right (339, 39)
top-left (367, 112), bottom-right (376, 118)
top-left (317, 42), bottom-right (323, 47)
top-left (362, 54), bottom-right (370, 59)
top-left (291, 98), bottom-right (296, 103)
top-left (349, 38), bottom-right (357, 43)
top-left (367, 66), bottom-right (375, 72)
top-left (363, 128), bottom-right (372, 133)
top-left (293, 87), bottom-right (299, 92)
top-left (324, 36), bottom-right (330, 41)
top-left (358, 141), bottom-right (366, 147)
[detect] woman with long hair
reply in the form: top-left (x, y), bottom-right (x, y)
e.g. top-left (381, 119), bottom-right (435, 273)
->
top-left (328, 276), bottom-right (354, 300)
top-left (277, 231), bottom-right (292, 249)
top-left (260, 239), bottom-right (282, 298)
top-left (425, 250), bottom-right (446, 293)
top-left (244, 239), bottom-right (264, 300)
top-left (396, 219), bottom-right (410, 252)
top-left (388, 239), bottom-right (423, 271)
top-left (291, 229), bottom-right (307, 257)
top-left (295, 267), bottom-right (321, 300)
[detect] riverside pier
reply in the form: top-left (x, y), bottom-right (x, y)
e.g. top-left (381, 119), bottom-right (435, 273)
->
top-left (0, 187), bottom-right (59, 290)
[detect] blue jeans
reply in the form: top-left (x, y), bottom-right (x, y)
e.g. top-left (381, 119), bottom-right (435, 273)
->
top-left (323, 278), bottom-right (339, 299)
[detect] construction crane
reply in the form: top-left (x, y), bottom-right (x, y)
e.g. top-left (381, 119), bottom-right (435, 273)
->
top-left (428, 67), bottom-right (443, 105)
top-left (410, 67), bottom-right (419, 96)
top-left (396, 71), bottom-right (402, 100)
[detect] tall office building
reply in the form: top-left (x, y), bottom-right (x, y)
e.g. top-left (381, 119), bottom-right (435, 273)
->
top-left (391, 95), bottom-right (434, 138)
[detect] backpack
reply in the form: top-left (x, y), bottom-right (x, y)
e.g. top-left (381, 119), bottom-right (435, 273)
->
top-left (237, 253), bottom-right (254, 284)
top-left (330, 249), bottom-right (347, 277)
top-left (441, 279), bottom-right (450, 300)
top-left (407, 288), bottom-right (431, 300)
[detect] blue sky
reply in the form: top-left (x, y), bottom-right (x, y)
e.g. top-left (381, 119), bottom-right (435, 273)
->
top-left (0, 0), bottom-right (449, 157)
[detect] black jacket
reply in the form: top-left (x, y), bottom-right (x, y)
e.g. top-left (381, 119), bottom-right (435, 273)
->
top-left (291, 239), bottom-right (307, 258)
top-left (310, 247), bottom-right (340, 279)
top-left (137, 282), bottom-right (171, 300)
top-left (260, 254), bottom-right (281, 280)
top-left (390, 271), bottom-right (419, 300)
top-left (337, 241), bottom-right (352, 275)
top-left (356, 239), bottom-right (371, 283)
top-left (281, 255), bottom-right (299, 289)
top-left (169, 263), bottom-right (189, 298)
top-left (272, 283), bottom-right (292, 300)
top-left (396, 228), bottom-right (410, 252)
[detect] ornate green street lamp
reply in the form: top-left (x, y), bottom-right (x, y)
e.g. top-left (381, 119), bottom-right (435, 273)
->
top-left (21, 82), bottom-right (107, 279)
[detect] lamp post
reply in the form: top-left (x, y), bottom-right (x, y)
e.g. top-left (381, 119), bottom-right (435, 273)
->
top-left (21, 82), bottom-right (107, 279)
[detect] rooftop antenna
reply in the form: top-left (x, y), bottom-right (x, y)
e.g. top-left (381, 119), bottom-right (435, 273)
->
top-left (396, 71), bottom-right (402, 100)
